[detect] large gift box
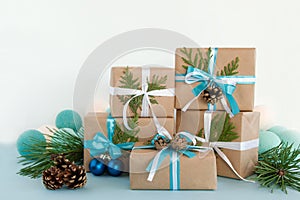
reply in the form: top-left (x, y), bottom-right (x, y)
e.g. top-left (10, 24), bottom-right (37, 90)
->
top-left (110, 67), bottom-right (175, 118)
top-left (176, 110), bottom-right (260, 179)
top-left (175, 48), bottom-right (256, 113)
top-left (84, 112), bottom-right (175, 172)
top-left (130, 143), bottom-right (217, 190)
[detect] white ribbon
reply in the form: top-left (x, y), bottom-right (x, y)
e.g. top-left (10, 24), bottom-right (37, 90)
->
top-left (147, 131), bottom-right (201, 182)
top-left (182, 71), bottom-right (235, 118)
top-left (110, 67), bottom-right (175, 138)
top-left (202, 111), bottom-right (257, 182)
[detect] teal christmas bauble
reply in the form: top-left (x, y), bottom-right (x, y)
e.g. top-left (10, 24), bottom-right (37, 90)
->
top-left (259, 130), bottom-right (281, 154)
top-left (17, 129), bottom-right (46, 156)
top-left (55, 110), bottom-right (82, 131)
top-left (276, 130), bottom-right (300, 150)
top-left (107, 159), bottom-right (123, 177)
top-left (267, 126), bottom-right (288, 136)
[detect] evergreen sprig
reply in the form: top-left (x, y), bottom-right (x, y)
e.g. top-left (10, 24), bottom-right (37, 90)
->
top-left (218, 114), bottom-right (239, 142)
top-left (17, 128), bottom-right (84, 179)
top-left (216, 57), bottom-right (239, 76)
top-left (180, 47), bottom-right (212, 72)
top-left (196, 113), bottom-right (238, 145)
top-left (112, 116), bottom-right (139, 144)
top-left (118, 67), bottom-right (167, 116)
top-left (255, 143), bottom-right (300, 194)
top-left (180, 48), bottom-right (240, 76)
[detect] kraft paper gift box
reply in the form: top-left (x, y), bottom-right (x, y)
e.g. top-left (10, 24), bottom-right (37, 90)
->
top-left (110, 67), bottom-right (175, 118)
top-left (175, 48), bottom-right (256, 112)
top-left (176, 110), bottom-right (260, 179)
top-left (84, 112), bottom-right (175, 172)
top-left (130, 143), bottom-right (217, 190)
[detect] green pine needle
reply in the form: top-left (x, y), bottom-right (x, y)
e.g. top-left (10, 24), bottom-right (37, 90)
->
top-left (117, 67), bottom-right (167, 116)
top-left (196, 113), bottom-right (238, 144)
top-left (17, 127), bottom-right (84, 179)
top-left (112, 116), bottom-right (139, 144)
top-left (255, 142), bottom-right (300, 194)
top-left (180, 47), bottom-right (212, 72)
top-left (218, 114), bottom-right (239, 142)
top-left (180, 48), bottom-right (240, 76)
top-left (216, 57), bottom-right (240, 76)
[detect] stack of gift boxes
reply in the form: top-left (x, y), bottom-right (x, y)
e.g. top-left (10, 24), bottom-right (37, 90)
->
top-left (84, 47), bottom-right (260, 190)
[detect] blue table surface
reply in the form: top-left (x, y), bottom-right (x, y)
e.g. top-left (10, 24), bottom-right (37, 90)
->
top-left (0, 143), bottom-right (298, 200)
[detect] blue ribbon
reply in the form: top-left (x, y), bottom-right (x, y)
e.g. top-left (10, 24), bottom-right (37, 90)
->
top-left (176, 47), bottom-right (256, 116)
top-left (136, 134), bottom-right (199, 190)
top-left (84, 114), bottom-right (134, 160)
top-left (186, 65), bottom-right (240, 115)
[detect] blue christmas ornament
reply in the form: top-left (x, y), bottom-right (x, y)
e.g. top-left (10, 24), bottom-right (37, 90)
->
top-left (259, 130), bottom-right (281, 154)
top-left (55, 110), bottom-right (82, 131)
top-left (268, 126), bottom-right (288, 136)
top-left (89, 158), bottom-right (106, 176)
top-left (17, 129), bottom-right (46, 156)
top-left (107, 159), bottom-right (123, 177)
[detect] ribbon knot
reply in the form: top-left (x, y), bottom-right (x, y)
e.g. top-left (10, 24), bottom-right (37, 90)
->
top-left (178, 48), bottom-right (256, 117)
top-left (85, 132), bottom-right (134, 160)
top-left (183, 66), bottom-right (238, 117)
top-left (110, 67), bottom-right (175, 138)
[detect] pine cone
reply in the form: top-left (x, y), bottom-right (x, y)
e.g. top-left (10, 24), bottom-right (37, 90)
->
top-left (154, 136), bottom-right (169, 150)
top-left (203, 86), bottom-right (223, 105)
top-left (170, 135), bottom-right (188, 151)
top-left (51, 154), bottom-right (73, 171)
top-left (63, 164), bottom-right (87, 189)
top-left (42, 166), bottom-right (63, 190)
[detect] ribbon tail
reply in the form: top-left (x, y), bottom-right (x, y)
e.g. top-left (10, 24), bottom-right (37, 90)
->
top-left (141, 94), bottom-right (150, 117)
top-left (225, 94), bottom-right (240, 116)
top-left (220, 97), bottom-right (234, 118)
top-left (123, 94), bottom-right (142, 130)
top-left (182, 82), bottom-right (208, 112)
top-left (214, 146), bottom-right (255, 183)
top-left (147, 148), bottom-right (169, 181)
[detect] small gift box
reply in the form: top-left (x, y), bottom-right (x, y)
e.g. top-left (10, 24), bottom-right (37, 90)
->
top-left (176, 110), bottom-right (260, 179)
top-left (130, 112), bottom-right (227, 190)
top-left (130, 143), bottom-right (217, 190)
top-left (110, 67), bottom-right (175, 118)
top-left (84, 112), bottom-right (175, 172)
top-left (175, 48), bottom-right (256, 115)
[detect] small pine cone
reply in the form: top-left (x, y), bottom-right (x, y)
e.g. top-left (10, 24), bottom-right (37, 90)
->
top-left (170, 135), bottom-right (188, 151)
top-left (51, 154), bottom-right (73, 171)
top-left (42, 166), bottom-right (63, 190)
top-left (154, 136), bottom-right (169, 150)
top-left (63, 164), bottom-right (87, 189)
top-left (203, 86), bottom-right (223, 105)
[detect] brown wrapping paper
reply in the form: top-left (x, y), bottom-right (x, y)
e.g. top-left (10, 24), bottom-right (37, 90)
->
top-left (176, 110), bottom-right (260, 179)
top-left (84, 112), bottom-right (175, 172)
top-left (110, 67), bottom-right (175, 118)
top-left (175, 48), bottom-right (255, 111)
top-left (130, 143), bottom-right (217, 190)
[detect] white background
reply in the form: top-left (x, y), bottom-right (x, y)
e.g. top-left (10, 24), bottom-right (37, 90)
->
top-left (1, 0), bottom-right (300, 143)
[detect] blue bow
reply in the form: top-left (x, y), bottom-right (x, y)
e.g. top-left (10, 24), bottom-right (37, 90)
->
top-left (84, 132), bottom-right (134, 160)
top-left (135, 132), bottom-right (208, 190)
top-left (185, 66), bottom-right (240, 115)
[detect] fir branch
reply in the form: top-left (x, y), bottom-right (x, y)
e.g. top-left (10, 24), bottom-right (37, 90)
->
top-left (216, 57), bottom-right (239, 76)
top-left (118, 67), bottom-right (167, 116)
top-left (180, 47), bottom-right (212, 72)
top-left (255, 143), bottom-right (300, 194)
top-left (218, 114), bottom-right (239, 142)
top-left (17, 127), bottom-right (84, 179)
top-left (112, 116), bottom-right (139, 144)
top-left (195, 113), bottom-right (238, 146)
